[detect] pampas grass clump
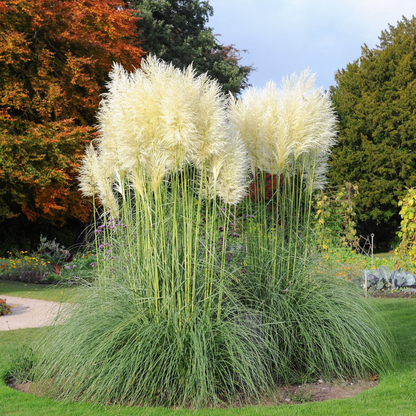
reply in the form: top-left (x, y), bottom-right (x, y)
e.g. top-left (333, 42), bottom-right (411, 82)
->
top-left (30, 255), bottom-right (392, 407)
top-left (25, 58), bottom-right (395, 408)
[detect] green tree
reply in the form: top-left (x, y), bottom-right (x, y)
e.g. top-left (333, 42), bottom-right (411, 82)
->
top-left (328, 16), bottom-right (416, 243)
top-left (128, 0), bottom-right (253, 95)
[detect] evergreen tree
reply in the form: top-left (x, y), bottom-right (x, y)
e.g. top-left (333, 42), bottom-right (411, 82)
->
top-left (128, 0), bottom-right (254, 95)
top-left (328, 16), bottom-right (416, 243)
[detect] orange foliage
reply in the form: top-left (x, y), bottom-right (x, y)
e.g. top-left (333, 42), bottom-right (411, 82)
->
top-left (0, 0), bottom-right (144, 224)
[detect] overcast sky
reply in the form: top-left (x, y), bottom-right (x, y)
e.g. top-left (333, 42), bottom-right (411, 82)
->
top-left (208, 0), bottom-right (415, 93)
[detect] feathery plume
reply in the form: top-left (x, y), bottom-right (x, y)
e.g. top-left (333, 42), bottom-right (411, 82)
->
top-left (78, 143), bottom-right (99, 198)
top-left (191, 73), bottom-right (229, 168)
top-left (159, 64), bottom-right (200, 164)
top-left (94, 156), bottom-right (119, 219)
top-left (129, 168), bottom-right (145, 199)
top-left (145, 143), bottom-right (174, 194)
top-left (303, 151), bottom-right (330, 192)
top-left (229, 88), bottom-right (268, 173)
top-left (229, 69), bottom-right (337, 189)
top-left (203, 131), bottom-right (249, 205)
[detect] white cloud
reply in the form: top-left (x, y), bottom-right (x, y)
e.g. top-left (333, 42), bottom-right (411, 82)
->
top-left (208, 0), bottom-right (415, 91)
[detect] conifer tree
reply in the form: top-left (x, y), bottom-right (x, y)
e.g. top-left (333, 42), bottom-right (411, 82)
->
top-left (328, 16), bottom-right (416, 242)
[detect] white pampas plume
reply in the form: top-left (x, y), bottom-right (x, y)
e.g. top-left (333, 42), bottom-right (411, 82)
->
top-left (192, 73), bottom-right (229, 168)
top-left (209, 132), bottom-right (249, 205)
top-left (129, 168), bottom-right (145, 199)
top-left (200, 153), bottom-right (225, 201)
top-left (279, 69), bottom-right (336, 160)
top-left (96, 63), bottom-right (131, 170)
top-left (159, 64), bottom-right (200, 164)
top-left (261, 81), bottom-right (294, 174)
top-left (78, 142), bottom-right (120, 218)
top-left (145, 143), bottom-right (173, 194)
top-left (303, 151), bottom-right (330, 192)
top-left (78, 143), bottom-right (99, 198)
top-left (229, 87), bottom-right (268, 173)
top-left (113, 168), bottom-right (125, 200)
top-left (229, 68), bottom-right (337, 190)
top-left (94, 156), bottom-right (119, 219)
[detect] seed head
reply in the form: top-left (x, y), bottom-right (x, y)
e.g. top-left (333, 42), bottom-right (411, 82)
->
top-left (229, 68), bottom-right (337, 190)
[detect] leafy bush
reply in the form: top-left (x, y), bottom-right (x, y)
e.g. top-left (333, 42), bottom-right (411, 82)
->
top-left (313, 183), bottom-right (359, 251)
top-left (35, 235), bottom-right (73, 266)
top-left (394, 188), bottom-right (416, 272)
top-left (30, 243), bottom-right (393, 407)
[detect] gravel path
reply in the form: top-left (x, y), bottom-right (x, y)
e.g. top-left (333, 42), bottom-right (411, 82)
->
top-left (0, 296), bottom-right (66, 331)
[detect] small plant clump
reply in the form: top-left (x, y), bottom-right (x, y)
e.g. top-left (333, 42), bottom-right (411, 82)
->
top-left (313, 182), bottom-right (359, 252)
top-left (0, 299), bottom-right (12, 315)
top-left (289, 386), bottom-right (313, 404)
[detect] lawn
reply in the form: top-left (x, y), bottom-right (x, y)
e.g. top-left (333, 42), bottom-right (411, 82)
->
top-left (0, 280), bottom-right (80, 302)
top-left (0, 282), bottom-right (415, 415)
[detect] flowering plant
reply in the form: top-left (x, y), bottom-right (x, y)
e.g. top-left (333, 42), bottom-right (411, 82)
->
top-left (30, 58), bottom-right (393, 409)
top-left (0, 298), bottom-right (12, 315)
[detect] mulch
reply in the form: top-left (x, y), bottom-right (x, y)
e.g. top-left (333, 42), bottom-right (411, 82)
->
top-left (8, 377), bottom-right (378, 407)
top-left (371, 291), bottom-right (416, 298)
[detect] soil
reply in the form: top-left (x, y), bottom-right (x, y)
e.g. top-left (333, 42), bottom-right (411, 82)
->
top-left (8, 377), bottom-right (378, 407)
top-left (275, 378), bottom-right (377, 404)
top-left (372, 290), bottom-right (416, 298)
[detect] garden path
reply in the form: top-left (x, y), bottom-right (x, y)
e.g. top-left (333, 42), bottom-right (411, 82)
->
top-left (0, 296), bottom-right (66, 331)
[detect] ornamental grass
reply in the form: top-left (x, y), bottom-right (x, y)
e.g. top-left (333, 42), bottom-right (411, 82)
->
top-left (27, 57), bottom-right (394, 408)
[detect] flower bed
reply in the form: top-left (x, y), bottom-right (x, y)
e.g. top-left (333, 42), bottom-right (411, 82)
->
top-left (1, 242), bottom-right (96, 285)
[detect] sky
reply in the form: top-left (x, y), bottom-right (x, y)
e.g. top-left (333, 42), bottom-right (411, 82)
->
top-left (208, 0), bottom-right (415, 93)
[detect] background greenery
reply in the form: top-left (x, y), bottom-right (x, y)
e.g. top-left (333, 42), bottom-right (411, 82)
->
top-left (328, 16), bottom-right (416, 247)
top-left (2, 3), bottom-right (416, 253)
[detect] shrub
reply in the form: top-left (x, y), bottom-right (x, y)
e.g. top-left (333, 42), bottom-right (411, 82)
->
top-left (394, 188), bottom-right (416, 272)
top-left (313, 183), bottom-right (359, 251)
top-left (31, 255), bottom-right (393, 407)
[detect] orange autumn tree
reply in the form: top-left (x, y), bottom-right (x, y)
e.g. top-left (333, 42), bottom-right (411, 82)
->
top-left (0, 0), bottom-right (144, 226)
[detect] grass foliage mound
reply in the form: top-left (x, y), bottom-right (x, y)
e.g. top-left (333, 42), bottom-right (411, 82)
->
top-left (16, 57), bottom-right (395, 408)
top-left (29, 254), bottom-right (393, 407)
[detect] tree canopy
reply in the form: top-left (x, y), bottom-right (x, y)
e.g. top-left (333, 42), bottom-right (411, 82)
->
top-left (127, 0), bottom-right (254, 95)
top-left (328, 16), bottom-right (416, 241)
top-left (0, 0), bottom-right (144, 225)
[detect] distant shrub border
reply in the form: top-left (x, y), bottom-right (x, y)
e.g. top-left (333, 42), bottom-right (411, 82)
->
top-left (0, 272), bottom-right (52, 285)
top-left (0, 236), bottom-right (96, 285)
